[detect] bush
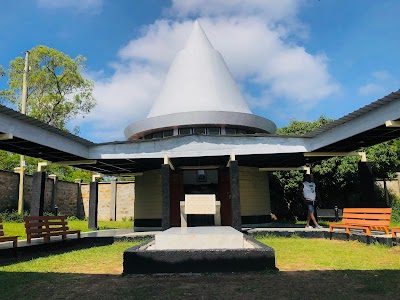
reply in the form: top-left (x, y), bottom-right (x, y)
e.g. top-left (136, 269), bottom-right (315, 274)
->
top-left (0, 210), bottom-right (29, 222)
top-left (67, 216), bottom-right (80, 221)
top-left (391, 197), bottom-right (400, 223)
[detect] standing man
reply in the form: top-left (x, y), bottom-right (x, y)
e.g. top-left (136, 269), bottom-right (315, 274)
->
top-left (299, 174), bottom-right (322, 229)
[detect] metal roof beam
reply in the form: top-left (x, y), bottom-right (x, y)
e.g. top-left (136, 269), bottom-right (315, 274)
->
top-left (163, 154), bottom-right (175, 170)
top-left (304, 151), bottom-right (367, 162)
top-left (0, 109), bottom-right (89, 158)
top-left (259, 166), bottom-right (310, 174)
top-left (0, 133), bottom-right (13, 140)
top-left (385, 120), bottom-right (400, 127)
top-left (226, 151), bottom-right (236, 167)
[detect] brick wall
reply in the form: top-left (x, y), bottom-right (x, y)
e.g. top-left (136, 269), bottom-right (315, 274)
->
top-left (80, 181), bottom-right (135, 221)
top-left (0, 171), bottom-right (19, 210)
top-left (0, 171), bottom-right (135, 221)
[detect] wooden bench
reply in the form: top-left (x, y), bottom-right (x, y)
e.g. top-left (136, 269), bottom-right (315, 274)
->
top-left (329, 208), bottom-right (392, 236)
top-left (392, 227), bottom-right (400, 239)
top-left (24, 216), bottom-right (81, 244)
top-left (0, 217), bottom-right (18, 248)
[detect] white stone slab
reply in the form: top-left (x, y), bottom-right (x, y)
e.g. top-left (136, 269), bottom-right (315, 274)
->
top-left (184, 194), bottom-right (216, 214)
top-left (155, 226), bottom-right (244, 250)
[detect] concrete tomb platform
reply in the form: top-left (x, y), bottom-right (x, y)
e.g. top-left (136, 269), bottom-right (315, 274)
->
top-left (123, 226), bottom-right (276, 274)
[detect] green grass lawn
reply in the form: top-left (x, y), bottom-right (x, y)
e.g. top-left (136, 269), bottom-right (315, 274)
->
top-left (0, 236), bottom-right (399, 299)
top-left (2, 220), bottom-right (134, 240)
top-left (256, 234), bottom-right (400, 271)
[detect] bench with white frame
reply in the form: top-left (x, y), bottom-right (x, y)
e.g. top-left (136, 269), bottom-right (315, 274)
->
top-left (180, 194), bottom-right (221, 227)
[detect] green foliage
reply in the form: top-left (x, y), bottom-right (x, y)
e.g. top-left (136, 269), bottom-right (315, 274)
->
top-left (0, 209), bottom-right (29, 222)
top-left (121, 216), bottom-right (134, 222)
top-left (277, 115), bottom-right (334, 135)
top-left (0, 151), bottom-right (92, 182)
top-left (271, 115), bottom-right (400, 221)
top-left (0, 46), bottom-right (96, 132)
top-left (66, 215), bottom-right (80, 221)
top-left (391, 197), bottom-right (400, 223)
top-left (366, 140), bottom-right (399, 180)
top-left (0, 46), bottom-right (96, 182)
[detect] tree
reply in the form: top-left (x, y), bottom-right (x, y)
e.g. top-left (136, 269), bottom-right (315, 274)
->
top-left (277, 115), bottom-right (333, 135)
top-left (0, 46), bottom-right (96, 182)
top-left (271, 116), bottom-right (335, 220)
top-left (272, 116), bottom-right (400, 220)
top-left (366, 140), bottom-right (400, 205)
top-left (0, 45), bottom-right (96, 133)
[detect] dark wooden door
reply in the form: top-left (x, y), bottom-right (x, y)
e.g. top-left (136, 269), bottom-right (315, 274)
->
top-left (170, 170), bottom-right (184, 227)
top-left (218, 168), bottom-right (232, 225)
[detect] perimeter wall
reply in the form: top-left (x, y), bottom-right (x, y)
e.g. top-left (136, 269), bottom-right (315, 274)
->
top-left (0, 170), bottom-right (135, 221)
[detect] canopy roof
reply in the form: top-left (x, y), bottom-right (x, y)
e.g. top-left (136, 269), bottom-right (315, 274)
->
top-left (0, 90), bottom-right (399, 175)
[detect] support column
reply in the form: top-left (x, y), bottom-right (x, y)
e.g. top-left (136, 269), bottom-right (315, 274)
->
top-left (89, 181), bottom-right (99, 230)
top-left (358, 162), bottom-right (377, 207)
top-left (75, 179), bottom-right (83, 219)
top-left (229, 160), bottom-right (242, 231)
top-left (49, 174), bottom-right (58, 215)
top-left (110, 178), bottom-right (117, 221)
top-left (161, 164), bottom-right (171, 230)
top-left (31, 171), bottom-right (46, 216)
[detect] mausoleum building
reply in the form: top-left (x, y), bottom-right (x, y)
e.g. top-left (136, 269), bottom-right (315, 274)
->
top-left (0, 21), bottom-right (399, 231)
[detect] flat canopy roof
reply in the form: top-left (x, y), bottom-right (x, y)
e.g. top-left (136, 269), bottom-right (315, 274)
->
top-left (0, 90), bottom-right (399, 175)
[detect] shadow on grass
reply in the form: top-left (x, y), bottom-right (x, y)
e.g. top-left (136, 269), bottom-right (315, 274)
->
top-left (0, 269), bottom-right (399, 299)
top-left (0, 237), bottom-right (115, 267)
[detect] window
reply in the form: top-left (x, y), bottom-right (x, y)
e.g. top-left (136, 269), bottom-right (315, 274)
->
top-left (207, 127), bottom-right (220, 135)
top-left (225, 128), bottom-right (237, 134)
top-left (196, 170), bottom-right (207, 182)
top-left (179, 128), bottom-right (192, 135)
top-left (193, 127), bottom-right (206, 134)
top-left (163, 130), bottom-right (174, 137)
top-left (152, 132), bottom-right (163, 138)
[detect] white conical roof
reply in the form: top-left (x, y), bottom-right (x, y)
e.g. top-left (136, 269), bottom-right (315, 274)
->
top-left (147, 21), bottom-right (252, 118)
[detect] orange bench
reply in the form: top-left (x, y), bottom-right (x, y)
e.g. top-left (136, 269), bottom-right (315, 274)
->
top-left (329, 208), bottom-right (392, 236)
top-left (24, 216), bottom-right (81, 244)
top-left (392, 228), bottom-right (400, 239)
top-left (0, 216), bottom-right (18, 248)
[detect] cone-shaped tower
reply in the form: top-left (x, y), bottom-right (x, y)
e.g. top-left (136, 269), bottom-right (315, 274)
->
top-left (147, 21), bottom-right (251, 118)
top-left (125, 21), bottom-right (276, 140)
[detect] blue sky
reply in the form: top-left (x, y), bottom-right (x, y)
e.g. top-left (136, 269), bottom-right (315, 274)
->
top-left (1, 0), bottom-right (399, 142)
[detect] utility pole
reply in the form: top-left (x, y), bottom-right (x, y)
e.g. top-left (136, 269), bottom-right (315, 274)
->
top-left (18, 51), bottom-right (29, 214)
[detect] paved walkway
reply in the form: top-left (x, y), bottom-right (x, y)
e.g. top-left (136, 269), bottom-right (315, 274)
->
top-left (0, 225), bottom-right (396, 251)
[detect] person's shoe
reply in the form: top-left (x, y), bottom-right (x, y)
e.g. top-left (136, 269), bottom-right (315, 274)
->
top-left (316, 225), bottom-right (323, 229)
top-left (305, 226), bottom-right (311, 229)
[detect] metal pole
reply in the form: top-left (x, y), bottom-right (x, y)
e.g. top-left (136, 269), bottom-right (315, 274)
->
top-left (18, 51), bottom-right (29, 214)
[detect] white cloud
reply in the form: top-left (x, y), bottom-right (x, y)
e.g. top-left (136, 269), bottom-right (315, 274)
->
top-left (372, 70), bottom-right (391, 81)
top-left (79, 1), bottom-right (339, 142)
top-left (37, 0), bottom-right (103, 14)
top-left (358, 83), bottom-right (384, 96)
top-left (75, 63), bottom-right (163, 141)
top-left (358, 70), bottom-right (395, 96)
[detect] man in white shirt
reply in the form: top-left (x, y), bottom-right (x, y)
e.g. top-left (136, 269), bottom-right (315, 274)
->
top-left (299, 174), bottom-right (322, 229)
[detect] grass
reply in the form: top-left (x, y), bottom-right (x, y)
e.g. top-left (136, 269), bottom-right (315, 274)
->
top-left (256, 234), bottom-right (400, 271)
top-left (1, 235), bottom-right (400, 299)
top-left (2, 220), bottom-right (134, 240)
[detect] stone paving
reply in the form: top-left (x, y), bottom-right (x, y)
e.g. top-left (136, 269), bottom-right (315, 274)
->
top-left (0, 225), bottom-right (397, 252)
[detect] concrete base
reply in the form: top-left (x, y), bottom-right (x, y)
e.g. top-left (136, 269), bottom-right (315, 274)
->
top-left (123, 227), bottom-right (276, 274)
top-left (155, 226), bottom-right (243, 250)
